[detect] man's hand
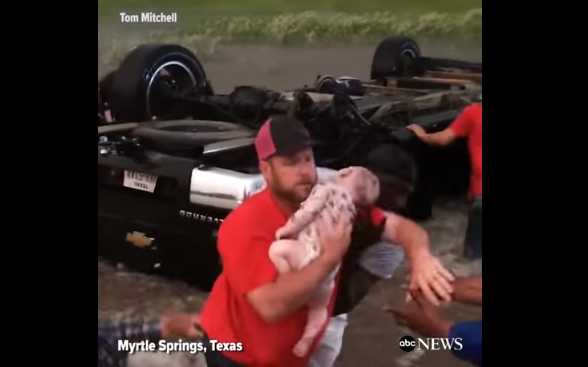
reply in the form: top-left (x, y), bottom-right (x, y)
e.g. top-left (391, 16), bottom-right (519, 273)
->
top-left (408, 252), bottom-right (455, 306)
top-left (384, 291), bottom-right (452, 338)
top-left (246, 216), bottom-right (351, 324)
top-left (406, 124), bottom-right (456, 146)
top-left (407, 124), bottom-right (427, 140)
top-left (161, 312), bottom-right (203, 340)
top-left (318, 215), bottom-right (352, 265)
top-left (381, 211), bottom-right (454, 306)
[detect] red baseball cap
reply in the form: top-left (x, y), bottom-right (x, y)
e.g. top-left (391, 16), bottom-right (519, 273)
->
top-left (255, 115), bottom-right (313, 161)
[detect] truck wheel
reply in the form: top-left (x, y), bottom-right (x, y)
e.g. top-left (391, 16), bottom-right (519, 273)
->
top-left (131, 120), bottom-right (255, 156)
top-left (110, 44), bottom-right (212, 122)
top-left (370, 36), bottom-right (422, 80)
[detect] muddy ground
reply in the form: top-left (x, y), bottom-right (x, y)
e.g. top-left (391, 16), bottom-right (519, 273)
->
top-left (98, 198), bottom-right (481, 367)
top-left (98, 40), bottom-right (482, 366)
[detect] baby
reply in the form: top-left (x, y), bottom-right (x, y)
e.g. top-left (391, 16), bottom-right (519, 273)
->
top-left (268, 166), bottom-right (380, 357)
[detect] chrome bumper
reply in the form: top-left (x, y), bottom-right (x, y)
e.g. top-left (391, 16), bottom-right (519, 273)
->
top-left (190, 166), bottom-right (338, 210)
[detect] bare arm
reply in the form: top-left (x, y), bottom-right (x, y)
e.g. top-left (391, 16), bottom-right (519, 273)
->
top-left (247, 254), bottom-right (337, 323)
top-left (247, 217), bottom-right (351, 323)
top-left (381, 211), bottom-right (430, 262)
top-left (384, 291), bottom-right (453, 338)
top-left (452, 276), bottom-right (482, 305)
top-left (381, 211), bottom-right (455, 305)
top-left (407, 125), bottom-right (458, 147)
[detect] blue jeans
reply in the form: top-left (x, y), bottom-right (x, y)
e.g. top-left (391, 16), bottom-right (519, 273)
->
top-left (464, 196), bottom-right (482, 259)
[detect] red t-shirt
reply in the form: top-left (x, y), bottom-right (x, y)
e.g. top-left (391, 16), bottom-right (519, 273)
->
top-left (450, 103), bottom-right (482, 198)
top-left (200, 188), bottom-right (385, 367)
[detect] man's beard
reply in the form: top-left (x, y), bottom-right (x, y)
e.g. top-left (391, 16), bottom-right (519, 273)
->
top-left (270, 172), bottom-right (315, 207)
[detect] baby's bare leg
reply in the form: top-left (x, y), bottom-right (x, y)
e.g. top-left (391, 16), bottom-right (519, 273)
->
top-left (269, 239), bottom-right (308, 273)
top-left (292, 283), bottom-right (334, 357)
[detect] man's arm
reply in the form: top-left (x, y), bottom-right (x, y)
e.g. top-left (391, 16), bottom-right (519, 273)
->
top-left (98, 318), bottom-right (162, 344)
top-left (381, 211), bottom-right (429, 263)
top-left (247, 217), bottom-right (352, 323)
top-left (452, 276), bottom-right (482, 305)
top-left (98, 313), bottom-right (202, 343)
top-left (385, 293), bottom-right (482, 367)
top-left (407, 103), bottom-right (478, 147)
top-left (406, 124), bottom-right (458, 147)
top-left (247, 253), bottom-right (339, 323)
top-left (384, 291), bottom-right (452, 338)
top-left (380, 211), bottom-right (455, 305)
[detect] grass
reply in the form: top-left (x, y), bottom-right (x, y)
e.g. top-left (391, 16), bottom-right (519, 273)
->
top-left (98, 0), bottom-right (481, 40)
top-left (98, 0), bottom-right (481, 70)
top-left (99, 0), bottom-right (481, 17)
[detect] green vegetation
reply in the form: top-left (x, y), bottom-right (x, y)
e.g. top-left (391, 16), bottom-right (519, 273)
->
top-left (99, 0), bottom-right (481, 43)
top-left (98, 1), bottom-right (481, 70)
top-left (99, 0), bottom-right (481, 17)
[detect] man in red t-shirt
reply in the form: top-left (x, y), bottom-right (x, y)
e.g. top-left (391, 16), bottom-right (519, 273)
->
top-left (407, 102), bottom-right (483, 259)
top-left (200, 115), bottom-right (456, 367)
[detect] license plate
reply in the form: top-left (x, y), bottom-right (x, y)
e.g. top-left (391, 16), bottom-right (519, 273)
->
top-left (123, 170), bottom-right (158, 193)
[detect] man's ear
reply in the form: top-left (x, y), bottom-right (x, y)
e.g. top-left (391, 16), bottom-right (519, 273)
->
top-left (259, 160), bottom-right (271, 183)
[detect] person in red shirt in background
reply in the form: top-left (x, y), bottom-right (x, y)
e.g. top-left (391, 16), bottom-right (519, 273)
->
top-left (199, 115), bottom-right (455, 367)
top-left (407, 102), bottom-right (483, 259)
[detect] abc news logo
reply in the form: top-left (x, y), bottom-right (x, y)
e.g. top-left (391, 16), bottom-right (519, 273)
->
top-left (399, 335), bottom-right (463, 352)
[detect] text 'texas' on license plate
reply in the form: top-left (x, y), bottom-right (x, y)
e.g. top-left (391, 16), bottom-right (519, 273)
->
top-left (123, 170), bottom-right (158, 193)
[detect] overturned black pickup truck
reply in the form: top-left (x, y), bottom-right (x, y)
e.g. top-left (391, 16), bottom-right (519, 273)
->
top-left (98, 36), bottom-right (482, 289)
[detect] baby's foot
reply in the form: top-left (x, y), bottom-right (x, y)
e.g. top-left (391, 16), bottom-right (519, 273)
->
top-left (292, 340), bottom-right (311, 357)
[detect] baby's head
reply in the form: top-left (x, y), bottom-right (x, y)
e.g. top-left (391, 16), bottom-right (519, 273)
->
top-left (335, 166), bottom-right (380, 206)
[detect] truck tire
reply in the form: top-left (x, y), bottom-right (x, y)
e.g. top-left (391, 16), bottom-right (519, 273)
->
top-left (110, 44), bottom-right (212, 122)
top-left (370, 36), bottom-right (422, 80)
top-left (131, 120), bottom-right (255, 156)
